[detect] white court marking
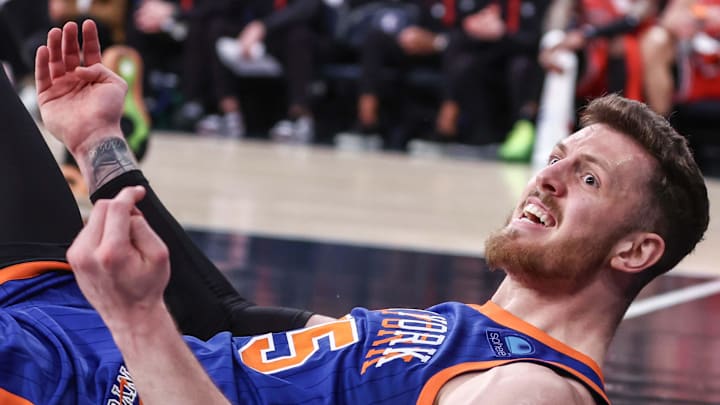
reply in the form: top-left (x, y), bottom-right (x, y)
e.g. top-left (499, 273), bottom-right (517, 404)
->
top-left (624, 278), bottom-right (720, 319)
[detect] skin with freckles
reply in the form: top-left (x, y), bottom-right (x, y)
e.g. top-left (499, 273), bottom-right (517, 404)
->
top-left (485, 124), bottom-right (657, 294)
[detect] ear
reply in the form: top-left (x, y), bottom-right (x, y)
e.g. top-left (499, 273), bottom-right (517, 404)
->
top-left (609, 232), bottom-right (665, 274)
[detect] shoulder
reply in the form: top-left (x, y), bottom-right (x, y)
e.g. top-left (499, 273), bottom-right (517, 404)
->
top-left (436, 362), bottom-right (595, 405)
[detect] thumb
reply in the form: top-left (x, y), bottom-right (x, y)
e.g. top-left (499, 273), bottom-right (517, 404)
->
top-left (75, 64), bottom-right (125, 87)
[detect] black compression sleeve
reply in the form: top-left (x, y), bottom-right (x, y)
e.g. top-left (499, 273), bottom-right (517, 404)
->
top-left (91, 170), bottom-right (313, 339)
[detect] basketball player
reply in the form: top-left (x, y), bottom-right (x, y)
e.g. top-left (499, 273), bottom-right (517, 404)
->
top-left (1, 19), bottom-right (708, 404)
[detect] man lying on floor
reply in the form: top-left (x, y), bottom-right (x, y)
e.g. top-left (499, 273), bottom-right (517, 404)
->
top-left (0, 18), bottom-right (708, 405)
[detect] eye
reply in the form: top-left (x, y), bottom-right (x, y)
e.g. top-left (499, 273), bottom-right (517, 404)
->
top-left (548, 157), bottom-right (560, 165)
top-left (582, 174), bottom-right (598, 187)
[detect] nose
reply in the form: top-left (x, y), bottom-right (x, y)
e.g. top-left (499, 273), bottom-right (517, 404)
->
top-left (534, 161), bottom-right (567, 196)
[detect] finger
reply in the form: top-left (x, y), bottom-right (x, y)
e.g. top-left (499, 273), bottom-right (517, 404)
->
top-left (129, 215), bottom-right (168, 262)
top-left (101, 186), bottom-right (147, 248)
top-left (82, 19), bottom-right (103, 66)
top-left (47, 28), bottom-right (65, 79)
top-left (35, 46), bottom-right (51, 94)
top-left (76, 199), bottom-right (110, 250)
top-left (62, 21), bottom-right (81, 72)
top-left (75, 63), bottom-right (125, 87)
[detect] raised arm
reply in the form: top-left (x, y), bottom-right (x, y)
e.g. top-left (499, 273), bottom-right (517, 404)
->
top-left (36, 20), bottom-right (333, 339)
top-left (68, 186), bottom-right (231, 405)
top-left (36, 20), bottom-right (137, 194)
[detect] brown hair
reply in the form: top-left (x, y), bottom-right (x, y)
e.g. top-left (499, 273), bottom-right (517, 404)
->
top-left (580, 94), bottom-right (709, 281)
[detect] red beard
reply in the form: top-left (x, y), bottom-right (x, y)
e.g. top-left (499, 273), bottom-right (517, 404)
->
top-left (484, 216), bottom-right (618, 294)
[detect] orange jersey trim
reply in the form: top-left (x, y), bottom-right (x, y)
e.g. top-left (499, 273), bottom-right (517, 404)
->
top-left (417, 301), bottom-right (610, 405)
top-left (471, 302), bottom-right (604, 380)
top-left (0, 387), bottom-right (34, 405)
top-left (472, 302), bottom-right (609, 402)
top-left (415, 301), bottom-right (610, 404)
top-left (417, 360), bottom-right (514, 404)
top-left (0, 261), bottom-right (72, 285)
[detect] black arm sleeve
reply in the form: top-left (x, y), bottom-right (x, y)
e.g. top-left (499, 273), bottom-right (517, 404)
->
top-left (91, 171), bottom-right (314, 339)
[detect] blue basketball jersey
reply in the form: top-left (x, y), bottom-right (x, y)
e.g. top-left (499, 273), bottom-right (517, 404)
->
top-left (0, 261), bottom-right (610, 404)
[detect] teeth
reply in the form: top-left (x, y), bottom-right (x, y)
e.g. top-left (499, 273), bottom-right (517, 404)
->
top-left (523, 204), bottom-right (551, 226)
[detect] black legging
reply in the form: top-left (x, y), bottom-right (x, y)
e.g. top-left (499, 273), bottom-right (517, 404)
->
top-left (0, 68), bottom-right (312, 339)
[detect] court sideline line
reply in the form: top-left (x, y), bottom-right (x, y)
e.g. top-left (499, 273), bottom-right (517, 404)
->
top-left (624, 278), bottom-right (720, 319)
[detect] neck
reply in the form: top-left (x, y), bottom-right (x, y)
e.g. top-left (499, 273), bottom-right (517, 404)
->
top-left (490, 273), bottom-right (629, 366)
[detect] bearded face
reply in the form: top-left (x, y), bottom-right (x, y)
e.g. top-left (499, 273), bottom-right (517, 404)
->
top-left (484, 125), bottom-right (655, 294)
top-left (484, 213), bottom-right (622, 293)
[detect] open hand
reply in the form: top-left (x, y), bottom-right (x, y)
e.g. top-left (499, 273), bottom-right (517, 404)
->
top-left (35, 20), bottom-right (126, 156)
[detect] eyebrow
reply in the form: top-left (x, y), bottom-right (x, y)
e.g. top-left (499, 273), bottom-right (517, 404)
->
top-left (553, 142), bottom-right (612, 173)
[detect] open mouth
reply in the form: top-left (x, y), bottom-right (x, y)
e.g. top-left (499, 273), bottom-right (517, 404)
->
top-left (520, 203), bottom-right (555, 227)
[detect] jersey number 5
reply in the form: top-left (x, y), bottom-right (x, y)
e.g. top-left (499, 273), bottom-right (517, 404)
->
top-left (239, 318), bottom-right (359, 374)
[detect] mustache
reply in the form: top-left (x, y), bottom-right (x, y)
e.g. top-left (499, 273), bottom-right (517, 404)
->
top-left (525, 190), bottom-right (561, 218)
top-left (503, 190), bottom-right (561, 227)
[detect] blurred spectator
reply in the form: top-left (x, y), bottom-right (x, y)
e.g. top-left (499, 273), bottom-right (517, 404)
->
top-left (640, 0), bottom-right (720, 175)
top-left (126, 0), bottom-right (186, 118)
top-left (49, 0), bottom-right (129, 44)
top-left (13, 1), bottom-right (115, 79)
top-left (436, 0), bottom-right (552, 162)
top-left (127, 0), bottom-right (246, 131)
top-left (336, 0), bottom-right (455, 150)
top-left (640, 0), bottom-right (720, 116)
top-left (539, 0), bottom-right (659, 101)
top-left (199, 0), bottom-right (324, 142)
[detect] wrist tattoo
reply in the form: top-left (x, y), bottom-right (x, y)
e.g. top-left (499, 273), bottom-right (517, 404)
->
top-left (88, 138), bottom-right (138, 190)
